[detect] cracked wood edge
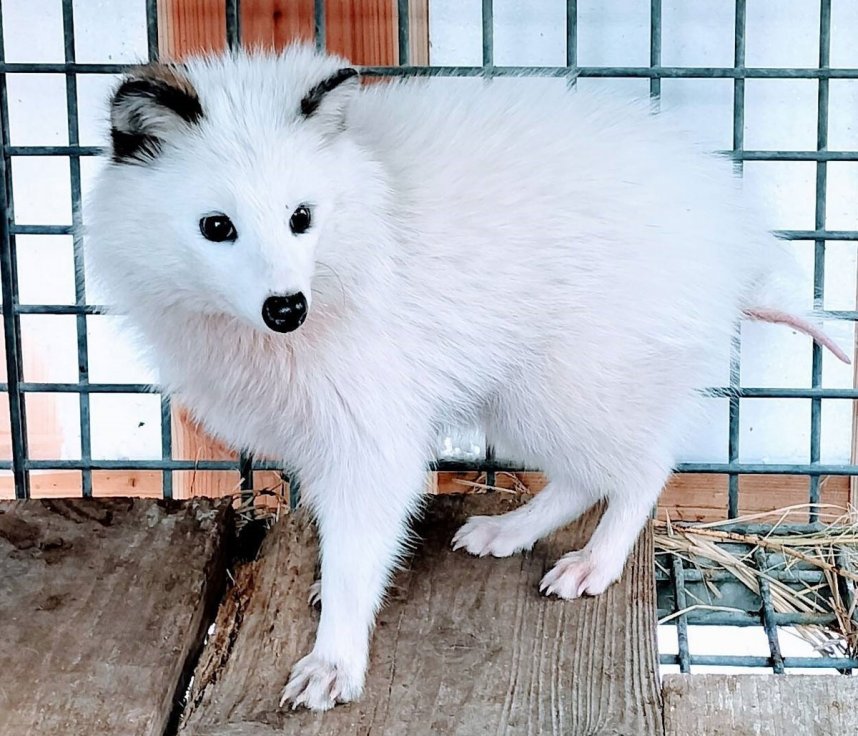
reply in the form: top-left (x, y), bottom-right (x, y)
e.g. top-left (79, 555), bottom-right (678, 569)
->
top-left (0, 498), bottom-right (232, 736)
top-left (181, 494), bottom-right (662, 735)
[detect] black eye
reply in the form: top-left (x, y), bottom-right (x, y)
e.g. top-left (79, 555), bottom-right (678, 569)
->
top-left (199, 214), bottom-right (237, 242)
top-left (289, 205), bottom-right (312, 235)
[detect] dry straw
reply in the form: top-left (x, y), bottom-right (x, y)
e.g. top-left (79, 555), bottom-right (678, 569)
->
top-left (656, 503), bottom-right (858, 659)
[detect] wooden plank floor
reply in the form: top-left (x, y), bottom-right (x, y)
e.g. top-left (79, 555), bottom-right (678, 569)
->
top-left (663, 674), bottom-right (858, 736)
top-left (180, 494), bottom-right (663, 736)
top-left (0, 498), bottom-right (231, 736)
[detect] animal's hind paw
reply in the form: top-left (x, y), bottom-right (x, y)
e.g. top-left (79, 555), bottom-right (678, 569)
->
top-left (452, 515), bottom-right (534, 558)
top-left (539, 549), bottom-right (623, 599)
top-left (280, 652), bottom-right (363, 711)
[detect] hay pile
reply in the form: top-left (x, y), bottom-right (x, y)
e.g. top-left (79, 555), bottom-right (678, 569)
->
top-left (656, 504), bottom-right (858, 659)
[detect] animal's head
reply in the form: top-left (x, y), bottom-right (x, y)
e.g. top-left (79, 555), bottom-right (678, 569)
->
top-left (85, 46), bottom-right (386, 335)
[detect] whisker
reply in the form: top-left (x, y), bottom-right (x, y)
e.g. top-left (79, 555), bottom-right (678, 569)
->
top-left (315, 260), bottom-right (347, 311)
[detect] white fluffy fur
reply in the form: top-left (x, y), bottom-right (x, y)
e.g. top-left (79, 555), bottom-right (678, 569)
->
top-left (85, 46), bottom-right (806, 710)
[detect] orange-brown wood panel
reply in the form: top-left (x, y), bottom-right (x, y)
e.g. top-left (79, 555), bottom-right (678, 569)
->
top-left (1, 334), bottom-right (70, 498)
top-left (435, 470), bottom-right (851, 523)
top-left (160, 1), bottom-right (429, 62)
top-left (326, 0), bottom-right (396, 64)
top-left (158, 0), bottom-right (228, 58)
top-left (240, 0), bottom-right (430, 65)
top-left (92, 470), bottom-right (163, 497)
top-left (408, 0), bottom-right (429, 64)
top-left (0, 471), bottom-right (82, 499)
top-left (240, 0), bottom-right (314, 49)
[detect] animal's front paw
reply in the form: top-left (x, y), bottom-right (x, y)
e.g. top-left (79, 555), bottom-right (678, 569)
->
top-left (451, 515), bottom-right (533, 557)
top-left (280, 652), bottom-right (364, 711)
top-left (539, 549), bottom-right (624, 599)
top-left (307, 579), bottom-right (322, 609)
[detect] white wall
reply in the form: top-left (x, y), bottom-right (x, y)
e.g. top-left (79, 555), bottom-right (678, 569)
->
top-left (2, 0), bottom-right (857, 464)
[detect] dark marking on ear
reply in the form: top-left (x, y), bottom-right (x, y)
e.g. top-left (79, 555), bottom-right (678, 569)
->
top-left (300, 67), bottom-right (359, 117)
top-left (109, 64), bottom-right (203, 165)
top-left (112, 78), bottom-right (203, 125)
top-left (110, 130), bottom-right (161, 163)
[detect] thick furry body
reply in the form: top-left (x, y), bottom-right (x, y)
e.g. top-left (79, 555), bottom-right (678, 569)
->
top-left (86, 47), bottom-right (801, 710)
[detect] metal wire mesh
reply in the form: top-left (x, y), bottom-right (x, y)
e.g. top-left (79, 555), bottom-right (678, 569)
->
top-left (0, 0), bottom-right (855, 674)
top-left (657, 522), bottom-right (858, 672)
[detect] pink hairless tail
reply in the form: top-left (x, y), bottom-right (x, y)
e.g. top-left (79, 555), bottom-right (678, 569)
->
top-left (743, 307), bottom-right (852, 365)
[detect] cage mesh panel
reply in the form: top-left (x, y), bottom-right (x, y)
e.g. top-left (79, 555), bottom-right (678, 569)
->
top-left (0, 0), bottom-right (855, 673)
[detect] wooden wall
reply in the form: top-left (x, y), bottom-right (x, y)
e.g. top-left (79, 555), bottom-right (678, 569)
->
top-left (1, 1), bottom-right (854, 521)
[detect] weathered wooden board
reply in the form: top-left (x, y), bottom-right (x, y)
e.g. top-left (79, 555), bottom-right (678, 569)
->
top-left (180, 494), bottom-right (662, 736)
top-left (0, 498), bottom-right (231, 736)
top-left (663, 674), bottom-right (858, 736)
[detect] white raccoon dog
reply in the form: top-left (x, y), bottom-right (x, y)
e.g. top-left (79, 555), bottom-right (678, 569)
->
top-left (84, 45), bottom-right (846, 711)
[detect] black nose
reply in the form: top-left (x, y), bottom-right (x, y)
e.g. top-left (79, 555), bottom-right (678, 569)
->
top-left (261, 292), bottom-right (308, 333)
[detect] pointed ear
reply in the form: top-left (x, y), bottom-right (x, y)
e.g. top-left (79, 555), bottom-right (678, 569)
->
top-left (109, 64), bottom-right (203, 164)
top-left (299, 67), bottom-right (359, 134)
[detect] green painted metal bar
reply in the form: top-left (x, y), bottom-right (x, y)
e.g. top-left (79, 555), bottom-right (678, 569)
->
top-left (657, 566), bottom-right (828, 584)
top-left (62, 0), bottom-right (93, 497)
top-left (398, 0), bottom-right (410, 66)
top-left (314, 0), bottom-right (325, 52)
top-left (808, 0), bottom-right (833, 521)
top-left (671, 555), bottom-right (691, 673)
top-left (481, 0), bottom-right (493, 71)
top-left (15, 223), bottom-right (858, 241)
top-left (160, 393), bottom-right (173, 499)
top-left (659, 654), bottom-right (858, 669)
top-left (222, 0), bottom-right (255, 501)
top-left (565, 0), bottom-right (577, 77)
top-left (0, 3), bottom-right (30, 499)
top-left (666, 520), bottom-right (831, 534)
top-left (754, 548), bottom-right (785, 673)
top-left (727, 0), bottom-right (747, 519)
top-left (9, 145), bottom-right (858, 162)
top-left (225, 0), bottom-right (241, 50)
top-left (4, 457), bottom-right (858, 476)
top-left (727, 335), bottom-right (741, 518)
top-left (358, 65), bottom-right (858, 79)
top-left (146, 0), bottom-right (171, 498)
top-left (659, 609), bottom-right (839, 628)
top-left (675, 462), bottom-right (858, 475)
top-left (21, 458), bottom-right (279, 471)
top-left (146, 0), bottom-right (159, 61)
top-left (649, 0), bottom-right (662, 100)
top-left (10, 382), bottom-right (858, 400)
top-left (5, 63), bottom-right (858, 78)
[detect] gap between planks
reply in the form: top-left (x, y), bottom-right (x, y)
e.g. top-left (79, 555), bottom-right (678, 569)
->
top-left (180, 493), bottom-right (663, 736)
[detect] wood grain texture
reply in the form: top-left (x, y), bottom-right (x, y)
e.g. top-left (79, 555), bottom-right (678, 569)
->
top-left (663, 674), bottom-right (858, 736)
top-left (408, 0), bottom-right (429, 64)
top-left (241, 0), bottom-right (315, 48)
top-left (160, 0), bottom-right (429, 62)
top-left (326, 0), bottom-right (397, 64)
top-left (0, 498), bottom-right (232, 736)
top-left (158, 0), bottom-right (228, 58)
top-left (171, 406), bottom-right (241, 499)
top-left (180, 494), bottom-right (662, 735)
